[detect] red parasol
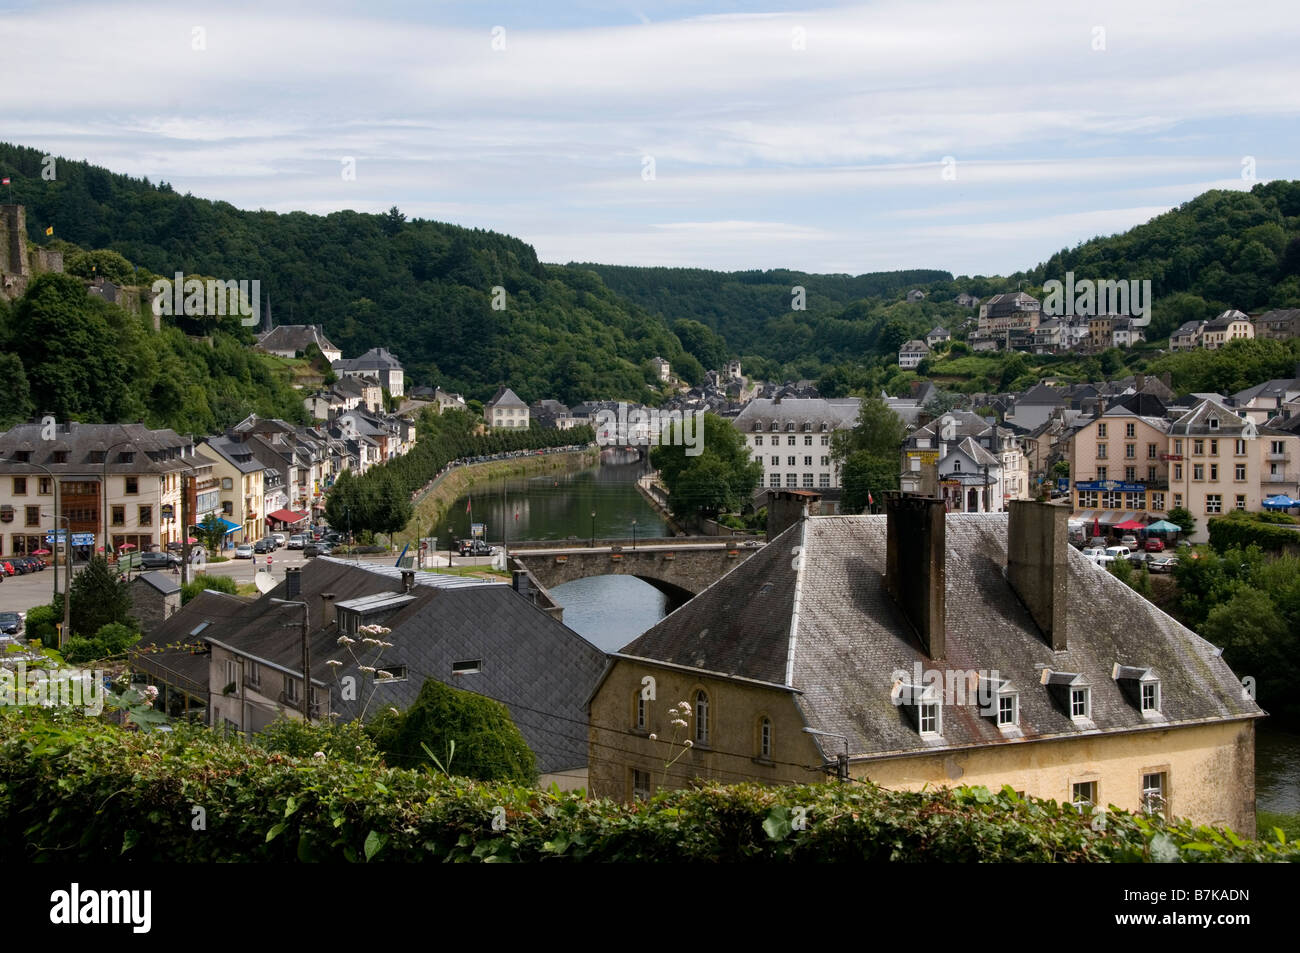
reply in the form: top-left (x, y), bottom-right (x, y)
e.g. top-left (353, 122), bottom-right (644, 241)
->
top-left (118, 543), bottom-right (137, 551)
top-left (32, 548), bottom-right (51, 555)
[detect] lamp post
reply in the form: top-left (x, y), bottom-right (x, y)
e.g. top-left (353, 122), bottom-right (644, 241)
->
top-left (270, 597), bottom-right (312, 721)
top-left (51, 515), bottom-right (72, 650)
top-left (446, 527), bottom-right (452, 568)
top-left (802, 726), bottom-right (850, 782)
top-left (590, 509), bottom-right (596, 548)
top-left (632, 518), bottom-right (638, 551)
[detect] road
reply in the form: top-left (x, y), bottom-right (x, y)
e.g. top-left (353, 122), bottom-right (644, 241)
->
top-left (0, 548), bottom-right (502, 617)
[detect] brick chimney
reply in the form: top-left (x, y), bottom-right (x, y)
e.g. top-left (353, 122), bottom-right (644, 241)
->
top-left (401, 569), bottom-right (415, 592)
top-left (319, 592), bottom-right (336, 628)
top-left (1006, 500), bottom-right (1068, 651)
top-left (883, 495), bottom-right (946, 660)
top-left (284, 566), bottom-right (301, 599)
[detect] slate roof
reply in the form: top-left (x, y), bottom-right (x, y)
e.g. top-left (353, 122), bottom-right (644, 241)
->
top-left (486, 386), bottom-right (528, 409)
top-left (617, 514), bottom-right (1261, 762)
top-left (1204, 309), bottom-right (1250, 330)
top-left (1018, 382), bottom-right (1066, 406)
top-left (0, 422), bottom-right (216, 476)
top-left (139, 559), bottom-right (606, 773)
top-left (257, 324), bottom-right (339, 356)
top-left (334, 347), bottom-right (403, 372)
top-left (733, 397), bottom-right (861, 432)
top-left (135, 571), bottom-right (181, 596)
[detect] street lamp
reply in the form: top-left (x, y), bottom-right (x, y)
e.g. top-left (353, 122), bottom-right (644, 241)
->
top-left (632, 518), bottom-right (638, 551)
top-left (27, 461), bottom-right (61, 604)
top-left (446, 527), bottom-right (452, 568)
top-left (270, 597), bottom-right (312, 721)
top-left (590, 509), bottom-right (596, 548)
top-left (50, 515), bottom-right (72, 650)
top-left (802, 726), bottom-right (850, 782)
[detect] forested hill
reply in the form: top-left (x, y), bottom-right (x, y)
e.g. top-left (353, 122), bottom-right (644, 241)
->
top-left (1021, 182), bottom-right (1300, 340)
top-left (579, 264), bottom-right (953, 377)
top-left (0, 142), bottom-right (692, 406)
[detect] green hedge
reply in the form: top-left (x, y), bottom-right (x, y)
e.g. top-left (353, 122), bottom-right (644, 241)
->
top-left (1207, 511), bottom-right (1300, 553)
top-left (1, 709), bottom-right (1294, 862)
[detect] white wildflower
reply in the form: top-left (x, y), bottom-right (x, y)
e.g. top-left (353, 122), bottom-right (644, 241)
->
top-left (336, 636), bottom-right (355, 645)
top-left (671, 718), bottom-right (688, 728)
top-left (358, 665), bottom-right (376, 674)
top-left (389, 708), bottom-right (400, 716)
top-left (313, 751), bottom-right (325, 760)
top-left (684, 740), bottom-right (693, 748)
top-left (648, 733), bottom-right (657, 741)
top-left (325, 659), bottom-right (342, 667)
top-left (376, 670), bottom-right (394, 680)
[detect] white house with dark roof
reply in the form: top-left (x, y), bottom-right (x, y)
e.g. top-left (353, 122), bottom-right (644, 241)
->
top-left (332, 347), bottom-right (404, 397)
top-left (587, 500), bottom-right (1262, 831)
top-left (485, 386), bottom-right (530, 429)
top-left (898, 339), bottom-right (930, 370)
top-left (733, 397), bottom-right (862, 492)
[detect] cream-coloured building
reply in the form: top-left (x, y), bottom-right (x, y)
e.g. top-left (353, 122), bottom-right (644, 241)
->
top-left (589, 501), bottom-right (1262, 833)
top-left (485, 386), bottom-right (530, 429)
top-left (1167, 398), bottom-right (1260, 540)
top-left (1200, 310), bottom-right (1254, 350)
top-left (1068, 406), bottom-right (1172, 521)
top-left (200, 435), bottom-right (267, 544)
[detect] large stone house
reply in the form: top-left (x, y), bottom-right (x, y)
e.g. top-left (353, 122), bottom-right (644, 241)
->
top-left (733, 397), bottom-right (862, 493)
top-left (333, 347), bottom-right (404, 397)
top-left (485, 386), bottom-right (530, 429)
top-left (588, 500), bottom-right (1262, 831)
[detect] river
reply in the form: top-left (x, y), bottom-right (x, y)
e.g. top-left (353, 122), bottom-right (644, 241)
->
top-left (447, 456), bottom-right (1300, 818)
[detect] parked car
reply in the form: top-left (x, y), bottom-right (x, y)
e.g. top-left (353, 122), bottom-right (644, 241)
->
top-left (254, 538), bottom-right (276, 554)
top-left (1127, 550), bottom-right (1149, 567)
top-left (1085, 537), bottom-right (1108, 551)
top-left (1148, 554), bottom-right (1180, 573)
top-left (0, 611), bottom-right (22, 635)
top-left (1105, 545), bottom-right (1132, 562)
top-left (234, 544), bottom-right (254, 559)
top-left (1119, 535), bottom-right (1138, 549)
top-left (1144, 537), bottom-right (1166, 552)
top-left (1083, 549), bottom-right (1113, 567)
top-left (1, 561), bottom-right (16, 576)
top-left (271, 533), bottom-right (288, 548)
top-left (458, 539), bottom-right (495, 557)
top-left (140, 551), bottom-right (182, 570)
top-left (288, 534), bottom-right (305, 549)
top-left (303, 542), bottom-right (321, 558)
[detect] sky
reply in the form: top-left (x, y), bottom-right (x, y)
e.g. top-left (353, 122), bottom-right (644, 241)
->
top-left (1, 0), bottom-right (1298, 276)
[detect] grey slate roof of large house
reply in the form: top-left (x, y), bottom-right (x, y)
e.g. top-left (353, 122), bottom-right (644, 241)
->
top-left (0, 422), bottom-right (216, 476)
top-left (486, 386), bottom-right (528, 408)
top-left (256, 324), bottom-right (339, 355)
top-left (136, 559), bottom-right (606, 773)
top-left (733, 397), bottom-right (861, 431)
top-left (617, 514), bottom-right (1260, 762)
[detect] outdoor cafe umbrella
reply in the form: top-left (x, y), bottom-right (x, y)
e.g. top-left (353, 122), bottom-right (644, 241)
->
top-left (1262, 494), bottom-right (1298, 510)
top-left (118, 542), bottom-right (136, 551)
top-left (1146, 519), bottom-right (1182, 533)
top-left (32, 548), bottom-right (50, 555)
top-left (1114, 518), bottom-right (1147, 531)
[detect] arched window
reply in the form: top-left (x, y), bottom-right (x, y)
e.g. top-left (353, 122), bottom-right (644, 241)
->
top-left (759, 717), bottom-right (772, 758)
top-left (694, 690), bottom-right (709, 745)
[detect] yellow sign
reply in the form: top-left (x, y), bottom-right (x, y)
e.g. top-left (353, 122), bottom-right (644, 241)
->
top-left (907, 451), bottom-right (939, 466)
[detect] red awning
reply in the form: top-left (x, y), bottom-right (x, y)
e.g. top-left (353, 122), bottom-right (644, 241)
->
top-left (1114, 519), bottom-right (1147, 530)
top-left (267, 509), bottom-right (309, 524)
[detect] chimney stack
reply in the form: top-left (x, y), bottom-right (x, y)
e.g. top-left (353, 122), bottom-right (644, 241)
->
top-left (766, 489), bottom-right (820, 541)
top-left (1006, 501), bottom-right (1068, 651)
top-left (884, 495), bottom-right (946, 660)
top-left (319, 592), bottom-right (336, 628)
top-left (401, 569), bottom-right (415, 593)
top-left (284, 566), bottom-right (301, 599)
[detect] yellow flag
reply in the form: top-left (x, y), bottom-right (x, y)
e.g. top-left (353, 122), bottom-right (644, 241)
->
top-left (44, 226), bottom-right (53, 235)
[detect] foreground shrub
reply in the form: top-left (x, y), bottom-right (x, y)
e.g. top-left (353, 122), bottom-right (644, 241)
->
top-left (0, 708), bottom-right (1293, 863)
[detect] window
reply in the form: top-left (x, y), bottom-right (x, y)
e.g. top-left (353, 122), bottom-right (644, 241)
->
top-left (1209, 464), bottom-right (1218, 481)
top-left (377, 665), bottom-right (407, 682)
top-left (820, 455), bottom-right (830, 467)
top-left (1096, 443), bottom-right (1107, 459)
top-left (1141, 681), bottom-right (1160, 713)
top-left (754, 435), bottom-right (763, 447)
top-left (1124, 467), bottom-right (1136, 482)
top-left (1173, 464), bottom-right (1182, 480)
top-left (1142, 772), bottom-right (1166, 815)
top-left (12, 477), bottom-right (25, 495)
top-left (1235, 464), bottom-right (1246, 481)
top-left (111, 506), bottom-right (125, 526)
top-left (804, 435), bottom-right (812, 446)
top-left (1209, 439), bottom-right (1218, 455)
top-left (1270, 440), bottom-right (1284, 455)
top-left (998, 694), bottom-right (1018, 727)
top-left (694, 691), bottom-right (709, 746)
top-left (283, 675), bottom-right (298, 702)
top-left (1096, 466), bottom-right (1108, 481)
top-left (786, 436), bottom-right (795, 446)
top-left (818, 473), bottom-right (830, 488)
top-left (1174, 439), bottom-right (1183, 454)
top-left (246, 662), bottom-right (261, 689)
top-left (1151, 493), bottom-right (1164, 512)
top-left (1174, 493), bottom-right (1183, 509)
top-left (769, 474), bottom-right (781, 487)
top-left (1102, 491), bottom-right (1122, 509)
top-left (1125, 422), bottom-right (1136, 438)
top-left (785, 474), bottom-right (797, 487)
top-left (1205, 494), bottom-right (1222, 514)
top-left (1097, 423), bottom-right (1107, 438)
top-left (451, 659), bottom-right (482, 675)
top-left (952, 460), bottom-right (961, 473)
top-left (1237, 439), bottom-right (1248, 456)
top-left (138, 505), bottom-right (152, 526)
top-left (769, 455), bottom-right (779, 466)
top-left (1192, 464), bottom-right (1204, 481)
top-left (802, 473), bottom-right (814, 488)
top-left (803, 455), bottom-right (812, 467)
top-left (1072, 780), bottom-right (1098, 809)
top-left (124, 476), bottom-right (139, 495)
top-left (1125, 443), bottom-right (1135, 459)
top-left (821, 435), bottom-right (829, 446)
top-left (1078, 491), bottom-right (1098, 508)
top-left (759, 717), bottom-right (772, 758)
top-left (1193, 439), bottom-right (1204, 455)
top-left (1071, 687), bottom-right (1090, 720)
top-left (1147, 466), bottom-right (1157, 482)
top-left (636, 692), bottom-right (646, 730)
top-left (1147, 443), bottom-right (1157, 459)
top-left (1235, 495), bottom-right (1246, 511)
top-left (787, 456), bottom-right (796, 467)
top-left (1208, 418), bottom-right (1219, 430)
top-left (632, 768), bottom-right (652, 802)
top-left (38, 477), bottom-right (52, 495)
top-left (918, 703), bottom-right (940, 735)
top-left (25, 506), bottom-right (40, 527)
top-left (221, 476), bottom-right (233, 490)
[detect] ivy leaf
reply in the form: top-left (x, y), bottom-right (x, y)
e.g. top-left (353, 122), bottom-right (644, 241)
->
top-left (364, 829), bottom-right (387, 861)
top-left (121, 829), bottom-right (140, 854)
top-left (762, 806), bottom-right (792, 841)
top-left (266, 822), bottom-right (286, 842)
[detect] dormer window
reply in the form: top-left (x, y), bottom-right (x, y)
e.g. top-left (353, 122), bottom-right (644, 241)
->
top-left (1042, 670), bottom-right (1091, 723)
top-left (1209, 418), bottom-right (1219, 430)
top-left (1114, 664), bottom-right (1160, 715)
top-left (1071, 687), bottom-right (1090, 720)
top-left (1142, 682), bottom-right (1159, 712)
top-left (980, 676), bottom-right (1019, 728)
top-left (893, 681), bottom-right (942, 737)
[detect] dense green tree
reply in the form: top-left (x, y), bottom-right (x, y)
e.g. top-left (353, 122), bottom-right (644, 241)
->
top-left (841, 451), bottom-right (898, 513)
top-left (64, 248), bottom-right (136, 284)
top-left (1166, 506), bottom-right (1197, 539)
top-left (650, 413), bottom-right (763, 521)
top-left (368, 678), bottom-right (537, 783)
top-left (68, 555), bottom-right (136, 638)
